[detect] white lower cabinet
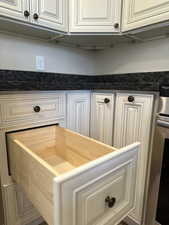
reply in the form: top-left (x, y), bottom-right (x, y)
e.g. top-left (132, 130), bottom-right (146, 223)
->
top-left (90, 93), bottom-right (114, 145)
top-left (0, 91), bottom-right (154, 225)
top-left (114, 93), bottom-right (154, 224)
top-left (67, 91), bottom-right (91, 136)
top-left (0, 92), bottom-right (66, 225)
top-left (15, 185), bottom-right (41, 225)
top-left (0, 184), bottom-right (4, 225)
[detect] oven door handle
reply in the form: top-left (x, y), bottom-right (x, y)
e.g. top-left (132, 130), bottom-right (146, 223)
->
top-left (157, 119), bottom-right (169, 128)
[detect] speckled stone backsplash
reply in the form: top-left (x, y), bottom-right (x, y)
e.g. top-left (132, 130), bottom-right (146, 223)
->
top-left (0, 70), bottom-right (94, 91)
top-left (0, 70), bottom-right (169, 91)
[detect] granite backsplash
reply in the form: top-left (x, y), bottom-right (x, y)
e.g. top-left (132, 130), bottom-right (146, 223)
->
top-left (0, 70), bottom-right (169, 91)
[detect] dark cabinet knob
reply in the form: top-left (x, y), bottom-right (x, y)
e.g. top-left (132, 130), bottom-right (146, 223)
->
top-left (34, 106), bottom-right (41, 113)
top-left (104, 98), bottom-right (110, 104)
top-left (114, 23), bottom-right (119, 29)
top-left (128, 96), bottom-right (135, 102)
top-left (105, 196), bottom-right (116, 208)
top-left (24, 10), bottom-right (30, 17)
top-left (33, 13), bottom-right (39, 20)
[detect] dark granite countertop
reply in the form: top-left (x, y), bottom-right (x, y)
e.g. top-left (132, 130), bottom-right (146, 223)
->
top-left (0, 70), bottom-right (169, 92)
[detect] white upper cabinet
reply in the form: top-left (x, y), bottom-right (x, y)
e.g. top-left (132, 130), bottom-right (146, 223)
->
top-left (114, 93), bottom-right (154, 224)
top-left (90, 93), bottom-right (114, 145)
top-left (2, 0), bottom-right (169, 33)
top-left (0, 0), bottom-right (29, 21)
top-left (30, 0), bottom-right (67, 31)
top-left (69, 0), bottom-right (121, 32)
top-left (122, 0), bottom-right (169, 31)
top-left (67, 91), bottom-right (91, 137)
top-left (0, 0), bottom-right (120, 33)
top-left (0, 0), bottom-right (67, 32)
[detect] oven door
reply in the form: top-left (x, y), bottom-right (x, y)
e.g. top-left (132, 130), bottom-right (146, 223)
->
top-left (145, 119), bottom-right (169, 225)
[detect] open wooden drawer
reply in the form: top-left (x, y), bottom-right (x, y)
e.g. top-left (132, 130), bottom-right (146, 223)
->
top-left (7, 125), bottom-right (139, 225)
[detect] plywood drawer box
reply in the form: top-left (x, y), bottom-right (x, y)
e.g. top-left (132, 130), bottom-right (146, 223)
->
top-left (7, 125), bottom-right (139, 225)
top-left (0, 92), bottom-right (65, 126)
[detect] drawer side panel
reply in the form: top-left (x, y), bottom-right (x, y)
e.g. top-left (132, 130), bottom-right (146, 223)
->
top-left (7, 136), bottom-right (56, 225)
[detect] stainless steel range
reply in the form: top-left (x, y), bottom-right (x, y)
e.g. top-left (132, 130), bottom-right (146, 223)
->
top-left (145, 86), bottom-right (169, 225)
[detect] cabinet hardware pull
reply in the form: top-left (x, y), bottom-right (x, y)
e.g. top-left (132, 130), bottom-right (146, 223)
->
top-left (114, 23), bottom-right (119, 29)
top-left (34, 106), bottom-right (41, 113)
top-left (33, 13), bottom-right (39, 20)
top-left (104, 98), bottom-right (110, 104)
top-left (24, 10), bottom-right (30, 17)
top-left (105, 196), bottom-right (116, 208)
top-left (128, 96), bottom-right (135, 102)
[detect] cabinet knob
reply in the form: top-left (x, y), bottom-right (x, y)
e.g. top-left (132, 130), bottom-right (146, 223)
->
top-left (104, 98), bottom-right (110, 104)
top-left (128, 96), bottom-right (135, 102)
top-left (34, 106), bottom-right (41, 113)
top-left (33, 13), bottom-right (39, 20)
top-left (105, 196), bottom-right (116, 208)
top-left (24, 10), bottom-right (30, 17)
top-left (114, 23), bottom-right (119, 29)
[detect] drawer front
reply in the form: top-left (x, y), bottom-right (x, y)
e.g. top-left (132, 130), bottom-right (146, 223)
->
top-left (54, 144), bottom-right (139, 225)
top-left (0, 93), bottom-right (65, 125)
top-left (77, 168), bottom-right (128, 225)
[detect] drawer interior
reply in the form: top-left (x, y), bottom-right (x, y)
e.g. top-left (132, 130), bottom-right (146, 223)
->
top-left (7, 125), bottom-right (115, 175)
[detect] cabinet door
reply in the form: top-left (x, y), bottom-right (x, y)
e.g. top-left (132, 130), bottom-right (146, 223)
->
top-left (90, 93), bottom-right (114, 145)
top-left (0, 184), bottom-right (4, 225)
top-left (67, 92), bottom-right (90, 136)
top-left (114, 93), bottom-right (154, 224)
top-left (31, 0), bottom-right (67, 32)
top-left (16, 185), bottom-right (41, 225)
top-left (123, 0), bottom-right (169, 31)
top-left (0, 0), bottom-right (29, 21)
top-left (69, 0), bottom-right (121, 32)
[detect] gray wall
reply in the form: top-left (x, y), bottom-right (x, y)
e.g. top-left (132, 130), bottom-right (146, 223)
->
top-left (95, 38), bottom-right (169, 75)
top-left (0, 33), bottom-right (96, 75)
top-left (1, 33), bottom-right (169, 75)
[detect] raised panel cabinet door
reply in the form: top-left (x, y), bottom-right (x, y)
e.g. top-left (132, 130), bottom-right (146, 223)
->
top-left (31, 0), bottom-right (67, 31)
top-left (114, 93), bottom-right (154, 224)
top-left (90, 93), bottom-right (114, 145)
top-left (69, 0), bottom-right (121, 32)
top-left (67, 92), bottom-right (90, 136)
top-left (0, 182), bottom-right (4, 225)
top-left (122, 0), bottom-right (169, 31)
top-left (15, 185), bottom-right (41, 225)
top-left (0, 0), bottom-right (29, 21)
